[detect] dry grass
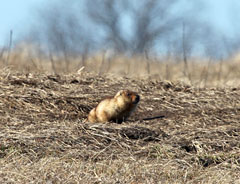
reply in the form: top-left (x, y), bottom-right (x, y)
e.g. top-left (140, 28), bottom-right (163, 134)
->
top-left (0, 66), bottom-right (239, 183)
top-left (1, 43), bottom-right (240, 88)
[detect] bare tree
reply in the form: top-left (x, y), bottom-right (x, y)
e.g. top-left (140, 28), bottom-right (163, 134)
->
top-left (87, 0), bottom-right (181, 55)
top-left (86, 0), bottom-right (129, 53)
top-left (132, 0), bottom-right (180, 54)
top-left (23, 0), bottom-right (223, 61)
top-left (41, 8), bottom-right (91, 56)
top-left (24, 1), bottom-right (93, 72)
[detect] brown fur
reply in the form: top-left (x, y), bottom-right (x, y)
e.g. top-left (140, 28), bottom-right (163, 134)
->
top-left (88, 90), bottom-right (140, 123)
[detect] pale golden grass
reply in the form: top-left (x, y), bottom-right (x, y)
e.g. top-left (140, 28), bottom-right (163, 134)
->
top-left (1, 154), bottom-right (239, 183)
top-left (0, 67), bottom-right (239, 183)
top-left (1, 44), bottom-right (240, 87)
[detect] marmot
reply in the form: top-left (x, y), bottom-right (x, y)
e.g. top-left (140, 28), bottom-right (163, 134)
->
top-left (88, 90), bottom-right (140, 123)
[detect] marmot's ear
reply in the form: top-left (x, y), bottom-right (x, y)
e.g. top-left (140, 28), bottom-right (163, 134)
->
top-left (116, 90), bottom-right (123, 96)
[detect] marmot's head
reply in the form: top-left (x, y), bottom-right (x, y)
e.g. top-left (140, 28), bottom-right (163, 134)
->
top-left (115, 90), bottom-right (140, 105)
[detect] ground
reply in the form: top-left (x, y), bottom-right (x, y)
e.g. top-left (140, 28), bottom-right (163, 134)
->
top-left (0, 70), bottom-right (239, 183)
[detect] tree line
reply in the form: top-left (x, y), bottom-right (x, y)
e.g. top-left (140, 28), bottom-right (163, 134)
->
top-left (22, 0), bottom-right (240, 60)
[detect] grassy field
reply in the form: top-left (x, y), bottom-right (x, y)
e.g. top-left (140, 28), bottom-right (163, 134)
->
top-left (0, 63), bottom-right (239, 183)
top-left (1, 45), bottom-right (240, 87)
top-left (0, 46), bottom-right (240, 183)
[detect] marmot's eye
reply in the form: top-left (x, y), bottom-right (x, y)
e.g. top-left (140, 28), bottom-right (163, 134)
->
top-left (127, 93), bottom-right (131, 97)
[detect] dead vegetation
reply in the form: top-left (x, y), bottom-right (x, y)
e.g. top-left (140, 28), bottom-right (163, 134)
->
top-left (2, 44), bottom-right (240, 88)
top-left (0, 68), bottom-right (239, 183)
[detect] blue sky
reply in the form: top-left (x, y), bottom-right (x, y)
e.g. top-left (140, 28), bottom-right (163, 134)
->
top-left (204, 0), bottom-right (239, 35)
top-left (0, 0), bottom-right (239, 47)
top-left (0, 0), bottom-right (47, 46)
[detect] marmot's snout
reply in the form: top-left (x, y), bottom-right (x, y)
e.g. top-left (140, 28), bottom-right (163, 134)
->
top-left (133, 94), bottom-right (140, 104)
